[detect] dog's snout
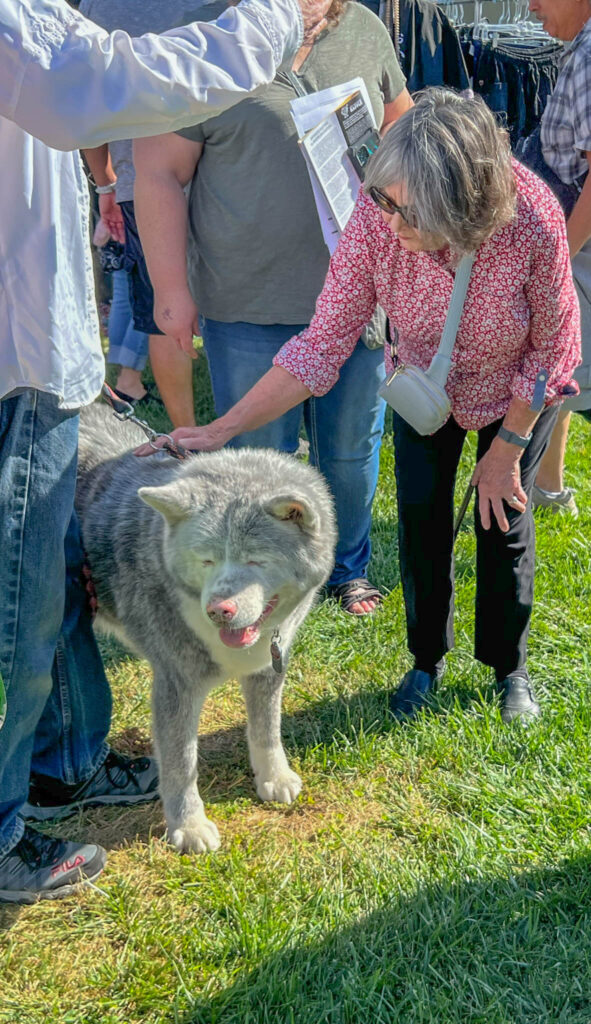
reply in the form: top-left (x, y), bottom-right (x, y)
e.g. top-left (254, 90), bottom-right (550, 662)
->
top-left (206, 598), bottom-right (238, 623)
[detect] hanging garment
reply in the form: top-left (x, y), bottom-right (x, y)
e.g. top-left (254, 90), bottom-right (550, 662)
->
top-left (472, 39), bottom-right (563, 148)
top-left (397, 0), bottom-right (469, 91)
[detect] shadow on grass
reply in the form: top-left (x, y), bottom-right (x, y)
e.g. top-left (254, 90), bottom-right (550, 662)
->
top-left (179, 853), bottom-right (591, 1024)
top-left (81, 673), bottom-right (494, 852)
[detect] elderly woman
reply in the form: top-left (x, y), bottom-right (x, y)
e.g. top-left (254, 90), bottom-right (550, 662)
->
top-left (525, 0), bottom-right (591, 514)
top-left (138, 89), bottom-right (581, 725)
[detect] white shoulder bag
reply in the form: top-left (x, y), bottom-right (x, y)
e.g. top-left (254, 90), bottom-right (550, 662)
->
top-left (378, 254), bottom-right (475, 435)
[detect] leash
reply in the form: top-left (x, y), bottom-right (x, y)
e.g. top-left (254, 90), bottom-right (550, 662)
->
top-left (453, 482), bottom-right (475, 542)
top-left (101, 382), bottom-right (190, 461)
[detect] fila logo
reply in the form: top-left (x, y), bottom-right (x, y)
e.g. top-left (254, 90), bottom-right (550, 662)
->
top-left (51, 855), bottom-right (85, 878)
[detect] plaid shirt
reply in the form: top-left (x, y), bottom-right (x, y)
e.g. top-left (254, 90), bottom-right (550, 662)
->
top-left (541, 18), bottom-right (591, 184)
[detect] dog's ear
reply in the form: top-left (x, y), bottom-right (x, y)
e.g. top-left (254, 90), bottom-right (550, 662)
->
top-left (264, 496), bottom-right (320, 535)
top-left (138, 483), bottom-right (193, 524)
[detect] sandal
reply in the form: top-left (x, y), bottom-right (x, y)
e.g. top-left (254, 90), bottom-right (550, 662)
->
top-left (112, 384), bottom-right (165, 409)
top-left (328, 577), bottom-right (384, 616)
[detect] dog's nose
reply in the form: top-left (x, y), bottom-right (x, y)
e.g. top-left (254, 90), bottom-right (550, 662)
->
top-left (206, 598), bottom-right (238, 622)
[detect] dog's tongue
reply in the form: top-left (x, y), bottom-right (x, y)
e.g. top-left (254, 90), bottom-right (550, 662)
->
top-left (219, 624), bottom-right (260, 648)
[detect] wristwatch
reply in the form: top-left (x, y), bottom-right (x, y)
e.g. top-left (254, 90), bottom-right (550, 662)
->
top-left (497, 425), bottom-right (533, 449)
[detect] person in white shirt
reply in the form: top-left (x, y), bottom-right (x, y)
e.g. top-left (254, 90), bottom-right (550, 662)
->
top-left (0, 0), bottom-right (330, 905)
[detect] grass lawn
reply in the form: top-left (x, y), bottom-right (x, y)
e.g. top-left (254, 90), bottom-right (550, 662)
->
top-left (2, 353), bottom-right (591, 1024)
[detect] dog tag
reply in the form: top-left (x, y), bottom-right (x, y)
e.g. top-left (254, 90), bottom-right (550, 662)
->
top-left (270, 630), bottom-right (284, 674)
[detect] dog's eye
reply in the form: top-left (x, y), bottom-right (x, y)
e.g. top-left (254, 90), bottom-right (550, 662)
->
top-left (202, 560), bottom-right (215, 567)
top-left (246, 560), bottom-right (263, 567)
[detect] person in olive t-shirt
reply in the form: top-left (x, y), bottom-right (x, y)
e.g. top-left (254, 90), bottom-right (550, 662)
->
top-left (134, 0), bottom-right (413, 615)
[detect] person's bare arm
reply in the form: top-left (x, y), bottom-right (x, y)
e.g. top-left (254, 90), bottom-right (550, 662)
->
top-left (380, 88), bottom-right (413, 134)
top-left (566, 152), bottom-right (591, 258)
top-left (82, 143), bottom-right (125, 243)
top-left (135, 365), bottom-right (311, 455)
top-left (134, 132), bottom-right (203, 356)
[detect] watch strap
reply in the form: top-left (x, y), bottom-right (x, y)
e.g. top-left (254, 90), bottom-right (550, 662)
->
top-left (497, 425), bottom-right (532, 449)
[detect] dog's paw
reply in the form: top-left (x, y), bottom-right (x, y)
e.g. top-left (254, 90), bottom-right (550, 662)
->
top-left (256, 769), bottom-right (302, 804)
top-left (168, 815), bottom-right (221, 854)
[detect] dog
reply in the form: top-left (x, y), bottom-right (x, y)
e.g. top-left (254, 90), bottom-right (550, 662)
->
top-left (75, 405), bottom-right (336, 854)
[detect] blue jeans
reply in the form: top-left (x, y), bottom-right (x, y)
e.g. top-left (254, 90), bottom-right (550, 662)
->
top-left (107, 268), bottom-right (149, 372)
top-left (200, 318), bottom-right (386, 587)
top-left (0, 391), bottom-right (111, 854)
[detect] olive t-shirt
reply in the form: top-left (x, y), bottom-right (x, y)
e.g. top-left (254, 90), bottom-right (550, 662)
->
top-left (177, 3), bottom-right (406, 324)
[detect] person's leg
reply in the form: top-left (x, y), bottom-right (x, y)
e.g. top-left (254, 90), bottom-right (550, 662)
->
top-left (534, 406), bottom-right (570, 491)
top-left (0, 391), bottom-right (81, 853)
top-left (200, 318), bottom-right (306, 450)
top-left (0, 393), bottom-right (106, 903)
top-left (149, 335), bottom-right (195, 427)
top-left (30, 509), bottom-right (112, 784)
top-left (474, 406), bottom-right (559, 720)
top-left (534, 243), bottom-right (591, 513)
top-left (25, 504), bottom-right (158, 822)
top-left (393, 413), bottom-right (467, 673)
top-left (304, 339), bottom-right (386, 610)
top-left (107, 269), bottom-right (149, 401)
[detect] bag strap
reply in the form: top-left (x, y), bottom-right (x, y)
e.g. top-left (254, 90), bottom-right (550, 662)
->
top-left (427, 253), bottom-right (475, 387)
top-left (284, 69), bottom-right (308, 98)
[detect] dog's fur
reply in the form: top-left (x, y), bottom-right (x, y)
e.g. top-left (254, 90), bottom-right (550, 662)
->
top-left (75, 406), bottom-right (336, 853)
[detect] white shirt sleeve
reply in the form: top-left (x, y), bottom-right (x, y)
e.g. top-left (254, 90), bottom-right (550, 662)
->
top-left (0, 0), bottom-right (303, 150)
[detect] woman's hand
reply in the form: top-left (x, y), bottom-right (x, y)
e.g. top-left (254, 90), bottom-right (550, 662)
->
top-left (134, 421), bottom-right (230, 457)
top-left (154, 288), bottom-right (200, 358)
top-left (98, 193), bottom-right (125, 244)
top-left (471, 437), bottom-right (527, 533)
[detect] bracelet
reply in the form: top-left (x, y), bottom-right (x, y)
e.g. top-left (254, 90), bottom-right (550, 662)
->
top-left (95, 181), bottom-right (117, 195)
top-left (497, 425), bottom-right (533, 449)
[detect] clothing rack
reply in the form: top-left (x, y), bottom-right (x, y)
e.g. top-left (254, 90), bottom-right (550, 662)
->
top-left (437, 0), bottom-right (553, 44)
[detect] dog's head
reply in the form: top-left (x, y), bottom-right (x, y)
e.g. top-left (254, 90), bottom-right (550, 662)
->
top-left (138, 449), bottom-right (336, 648)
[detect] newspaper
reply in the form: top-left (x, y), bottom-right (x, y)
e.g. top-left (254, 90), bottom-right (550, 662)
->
top-left (290, 78), bottom-right (377, 253)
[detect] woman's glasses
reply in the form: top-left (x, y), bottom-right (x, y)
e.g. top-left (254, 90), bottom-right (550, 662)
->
top-left (369, 186), bottom-right (416, 226)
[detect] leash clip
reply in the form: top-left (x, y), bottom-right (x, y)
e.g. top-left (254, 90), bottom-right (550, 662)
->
top-left (101, 383), bottom-right (189, 460)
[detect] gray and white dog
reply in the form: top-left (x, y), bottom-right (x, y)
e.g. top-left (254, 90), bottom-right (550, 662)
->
top-left (75, 406), bottom-right (336, 854)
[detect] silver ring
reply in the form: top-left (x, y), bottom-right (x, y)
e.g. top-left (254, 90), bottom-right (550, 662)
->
top-left (508, 496), bottom-right (520, 507)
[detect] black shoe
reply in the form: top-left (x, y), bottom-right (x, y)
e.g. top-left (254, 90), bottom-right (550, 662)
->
top-left (389, 667), bottom-right (442, 721)
top-left (111, 384), bottom-right (165, 409)
top-left (24, 750), bottom-right (159, 822)
top-left (0, 826), bottom-right (106, 905)
top-left (497, 672), bottom-right (540, 724)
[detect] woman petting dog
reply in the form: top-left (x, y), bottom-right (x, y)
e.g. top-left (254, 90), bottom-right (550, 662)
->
top-left (138, 89), bottom-right (581, 726)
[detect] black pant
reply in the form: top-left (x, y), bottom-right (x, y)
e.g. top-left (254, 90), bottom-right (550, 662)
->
top-left (392, 406), bottom-right (559, 680)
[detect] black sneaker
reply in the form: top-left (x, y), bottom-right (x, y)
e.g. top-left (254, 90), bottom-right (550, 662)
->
top-left (497, 671), bottom-right (541, 724)
top-left (24, 750), bottom-right (159, 822)
top-left (0, 826), bottom-right (106, 904)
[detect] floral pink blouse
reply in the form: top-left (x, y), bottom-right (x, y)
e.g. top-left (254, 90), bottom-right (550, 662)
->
top-left (274, 161), bottom-right (581, 430)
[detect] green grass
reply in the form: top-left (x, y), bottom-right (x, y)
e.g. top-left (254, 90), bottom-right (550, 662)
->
top-left (2, 355), bottom-right (591, 1024)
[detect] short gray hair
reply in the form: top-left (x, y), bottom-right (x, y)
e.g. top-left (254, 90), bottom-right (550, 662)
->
top-left (364, 88), bottom-right (516, 254)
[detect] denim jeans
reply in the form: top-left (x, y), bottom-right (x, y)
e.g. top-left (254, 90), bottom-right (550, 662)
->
top-left (200, 318), bottom-right (386, 587)
top-left (107, 268), bottom-right (149, 372)
top-left (474, 42), bottom-right (563, 149)
top-left (0, 391), bottom-right (111, 853)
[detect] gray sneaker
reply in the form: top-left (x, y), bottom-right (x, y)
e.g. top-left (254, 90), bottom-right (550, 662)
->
top-left (0, 826), bottom-right (106, 904)
top-left (24, 749), bottom-right (159, 822)
top-left (532, 485), bottom-right (578, 517)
